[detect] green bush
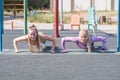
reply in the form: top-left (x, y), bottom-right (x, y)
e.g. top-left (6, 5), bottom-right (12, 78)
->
top-left (28, 13), bottom-right (54, 23)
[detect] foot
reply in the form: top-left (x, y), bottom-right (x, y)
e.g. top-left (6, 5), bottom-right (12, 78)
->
top-left (98, 49), bottom-right (105, 53)
top-left (61, 50), bottom-right (67, 53)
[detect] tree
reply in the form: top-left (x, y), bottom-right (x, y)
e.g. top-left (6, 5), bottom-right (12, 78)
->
top-left (28, 0), bottom-right (50, 11)
top-left (4, 0), bottom-right (50, 12)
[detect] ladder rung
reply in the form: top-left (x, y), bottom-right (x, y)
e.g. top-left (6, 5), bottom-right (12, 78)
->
top-left (4, 9), bottom-right (24, 11)
top-left (4, 4), bottom-right (23, 6)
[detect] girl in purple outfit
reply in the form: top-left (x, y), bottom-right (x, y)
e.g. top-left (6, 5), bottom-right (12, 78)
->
top-left (61, 29), bottom-right (107, 53)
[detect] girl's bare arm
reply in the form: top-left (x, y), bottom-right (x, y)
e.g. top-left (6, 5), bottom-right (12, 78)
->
top-left (13, 35), bottom-right (28, 53)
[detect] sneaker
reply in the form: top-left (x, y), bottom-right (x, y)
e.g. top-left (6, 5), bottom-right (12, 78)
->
top-left (98, 49), bottom-right (105, 53)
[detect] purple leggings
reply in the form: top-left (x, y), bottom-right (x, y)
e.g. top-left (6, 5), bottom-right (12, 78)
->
top-left (90, 35), bottom-right (107, 49)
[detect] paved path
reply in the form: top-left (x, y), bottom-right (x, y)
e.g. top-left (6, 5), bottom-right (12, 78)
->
top-left (4, 19), bottom-right (117, 32)
top-left (0, 54), bottom-right (120, 80)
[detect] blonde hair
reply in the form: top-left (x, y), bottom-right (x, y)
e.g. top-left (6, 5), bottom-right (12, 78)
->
top-left (79, 29), bottom-right (88, 36)
top-left (79, 29), bottom-right (89, 40)
top-left (79, 29), bottom-right (91, 53)
top-left (28, 24), bottom-right (41, 52)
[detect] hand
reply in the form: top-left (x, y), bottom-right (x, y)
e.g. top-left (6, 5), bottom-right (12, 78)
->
top-left (14, 50), bottom-right (19, 53)
top-left (49, 49), bottom-right (55, 53)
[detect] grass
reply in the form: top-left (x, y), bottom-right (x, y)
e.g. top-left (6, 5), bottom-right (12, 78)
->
top-left (27, 10), bottom-right (117, 24)
top-left (28, 12), bottom-right (54, 23)
top-left (4, 10), bottom-right (118, 24)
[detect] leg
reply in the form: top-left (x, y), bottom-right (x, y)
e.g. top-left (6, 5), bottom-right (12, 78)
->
top-left (101, 37), bottom-right (107, 50)
top-left (99, 39), bottom-right (106, 53)
top-left (94, 36), bottom-right (107, 53)
top-left (93, 36), bottom-right (107, 49)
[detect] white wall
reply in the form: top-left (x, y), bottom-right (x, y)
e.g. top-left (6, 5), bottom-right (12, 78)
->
top-left (115, 0), bottom-right (118, 10)
top-left (55, 0), bottom-right (118, 12)
top-left (74, 0), bottom-right (90, 11)
top-left (74, 0), bottom-right (111, 10)
top-left (95, 0), bottom-right (111, 10)
top-left (62, 0), bottom-right (71, 12)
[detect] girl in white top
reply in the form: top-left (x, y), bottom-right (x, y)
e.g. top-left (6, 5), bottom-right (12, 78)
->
top-left (13, 24), bottom-right (56, 53)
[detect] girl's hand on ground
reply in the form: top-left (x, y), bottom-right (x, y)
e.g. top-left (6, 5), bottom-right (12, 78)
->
top-left (14, 50), bottom-right (19, 53)
top-left (49, 49), bottom-right (55, 53)
top-left (61, 50), bottom-right (67, 53)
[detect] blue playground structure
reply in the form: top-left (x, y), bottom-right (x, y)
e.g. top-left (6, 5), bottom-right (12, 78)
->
top-left (0, 1), bottom-right (3, 51)
top-left (88, 7), bottom-right (98, 30)
top-left (118, 0), bottom-right (120, 52)
top-left (88, 6), bottom-right (98, 36)
top-left (0, 0), bottom-right (28, 52)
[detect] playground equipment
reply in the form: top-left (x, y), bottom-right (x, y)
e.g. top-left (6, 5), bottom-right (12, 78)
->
top-left (4, 21), bottom-right (14, 30)
top-left (0, 0), bottom-right (27, 51)
top-left (4, 0), bottom-right (24, 18)
top-left (0, 0), bottom-right (3, 51)
top-left (53, 0), bottom-right (60, 37)
top-left (88, 0), bottom-right (98, 36)
top-left (59, 0), bottom-right (64, 30)
top-left (70, 13), bottom-right (80, 30)
top-left (53, 23), bottom-right (64, 30)
top-left (4, 0), bottom-right (24, 31)
top-left (4, 0), bottom-right (27, 34)
top-left (118, 0), bottom-right (120, 52)
top-left (88, 6), bottom-right (98, 36)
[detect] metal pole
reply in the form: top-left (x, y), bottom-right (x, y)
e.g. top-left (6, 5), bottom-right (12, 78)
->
top-left (54, 0), bottom-right (60, 37)
top-left (0, 0), bottom-right (3, 52)
top-left (24, 0), bottom-right (28, 34)
top-left (59, 0), bottom-right (63, 30)
top-left (2, 0), bottom-right (4, 34)
top-left (91, 0), bottom-right (96, 36)
top-left (117, 0), bottom-right (120, 52)
top-left (90, 0), bottom-right (92, 7)
top-left (92, 0), bottom-right (95, 7)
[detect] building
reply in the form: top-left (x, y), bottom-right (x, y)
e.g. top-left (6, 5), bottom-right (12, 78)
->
top-left (50, 0), bottom-right (118, 12)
